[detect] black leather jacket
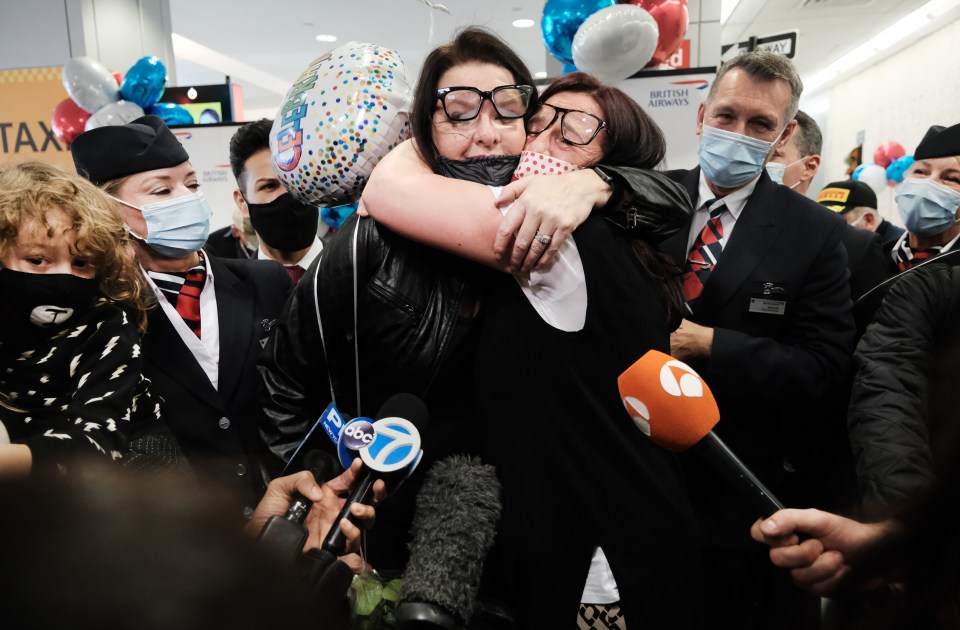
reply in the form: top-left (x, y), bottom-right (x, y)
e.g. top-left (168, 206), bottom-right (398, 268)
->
top-left (257, 162), bottom-right (692, 476)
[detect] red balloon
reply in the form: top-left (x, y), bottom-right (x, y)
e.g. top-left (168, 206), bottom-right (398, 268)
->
top-left (112, 71), bottom-right (124, 86)
top-left (51, 98), bottom-right (90, 146)
top-left (873, 141), bottom-right (905, 168)
top-left (620, 0), bottom-right (689, 67)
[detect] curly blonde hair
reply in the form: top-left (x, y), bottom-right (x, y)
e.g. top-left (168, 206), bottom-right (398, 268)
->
top-left (0, 162), bottom-right (155, 331)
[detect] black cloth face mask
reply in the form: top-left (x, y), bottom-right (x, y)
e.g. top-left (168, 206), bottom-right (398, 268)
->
top-left (245, 193), bottom-right (319, 252)
top-left (0, 268), bottom-right (100, 338)
top-left (435, 155), bottom-right (520, 187)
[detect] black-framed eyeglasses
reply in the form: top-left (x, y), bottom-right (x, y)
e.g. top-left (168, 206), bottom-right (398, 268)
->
top-left (436, 85), bottom-right (534, 122)
top-left (526, 103), bottom-right (607, 146)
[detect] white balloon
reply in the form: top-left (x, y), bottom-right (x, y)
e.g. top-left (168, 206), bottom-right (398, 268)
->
top-left (572, 5), bottom-right (659, 83)
top-left (270, 41), bottom-right (414, 207)
top-left (62, 56), bottom-right (120, 114)
top-left (84, 100), bottom-right (145, 131)
top-left (857, 164), bottom-right (889, 195)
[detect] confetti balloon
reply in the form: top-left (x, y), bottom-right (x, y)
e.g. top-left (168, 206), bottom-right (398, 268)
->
top-left (270, 42), bottom-right (413, 207)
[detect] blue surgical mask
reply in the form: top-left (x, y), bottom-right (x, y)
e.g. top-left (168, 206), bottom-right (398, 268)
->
top-left (699, 125), bottom-right (780, 189)
top-left (114, 191), bottom-right (213, 258)
top-left (896, 178), bottom-right (960, 236)
top-left (764, 157), bottom-right (804, 187)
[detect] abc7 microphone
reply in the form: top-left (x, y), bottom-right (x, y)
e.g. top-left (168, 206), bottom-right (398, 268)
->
top-left (321, 395), bottom-right (428, 556)
top-left (257, 395), bottom-right (427, 562)
top-left (618, 350), bottom-right (784, 517)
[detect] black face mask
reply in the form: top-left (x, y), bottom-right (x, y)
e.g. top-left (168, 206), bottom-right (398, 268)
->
top-left (246, 193), bottom-right (319, 252)
top-left (0, 268), bottom-right (100, 337)
top-left (435, 155), bottom-right (521, 187)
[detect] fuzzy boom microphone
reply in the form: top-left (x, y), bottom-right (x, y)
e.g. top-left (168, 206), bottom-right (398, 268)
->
top-left (395, 455), bottom-right (502, 629)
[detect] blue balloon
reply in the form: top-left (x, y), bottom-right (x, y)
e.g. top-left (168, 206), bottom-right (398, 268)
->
top-left (321, 202), bottom-right (359, 229)
top-left (561, 62), bottom-right (578, 74)
top-left (852, 163), bottom-right (867, 181)
top-left (148, 102), bottom-right (194, 126)
top-left (885, 154), bottom-right (915, 184)
top-left (121, 56), bottom-right (167, 108)
top-left (542, 0), bottom-right (615, 64)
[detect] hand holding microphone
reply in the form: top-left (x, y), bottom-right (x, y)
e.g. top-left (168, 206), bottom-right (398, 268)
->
top-left (321, 393), bottom-right (429, 556)
top-left (618, 350), bottom-right (784, 517)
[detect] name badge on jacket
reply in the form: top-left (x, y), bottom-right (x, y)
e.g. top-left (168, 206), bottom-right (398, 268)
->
top-left (749, 283), bottom-right (786, 315)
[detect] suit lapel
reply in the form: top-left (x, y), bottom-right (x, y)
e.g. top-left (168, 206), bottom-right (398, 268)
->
top-left (696, 174), bottom-right (782, 316)
top-left (143, 305), bottom-right (225, 413)
top-left (211, 258), bottom-right (255, 405)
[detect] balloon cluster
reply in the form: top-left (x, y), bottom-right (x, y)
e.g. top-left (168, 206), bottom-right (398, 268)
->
top-left (543, 0), bottom-right (688, 82)
top-left (53, 56), bottom-right (194, 146)
top-left (852, 140), bottom-right (914, 192)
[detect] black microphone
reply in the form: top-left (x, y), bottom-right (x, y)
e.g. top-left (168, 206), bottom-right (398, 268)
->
top-left (394, 455), bottom-right (502, 629)
top-left (321, 393), bottom-right (430, 556)
top-left (618, 350), bottom-right (784, 517)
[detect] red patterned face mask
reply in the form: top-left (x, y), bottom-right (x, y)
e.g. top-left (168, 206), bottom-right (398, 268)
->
top-left (512, 151), bottom-right (578, 180)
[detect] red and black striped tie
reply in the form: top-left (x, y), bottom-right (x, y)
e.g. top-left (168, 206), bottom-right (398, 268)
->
top-left (176, 260), bottom-right (206, 338)
top-left (894, 239), bottom-right (939, 272)
top-left (682, 200), bottom-right (726, 316)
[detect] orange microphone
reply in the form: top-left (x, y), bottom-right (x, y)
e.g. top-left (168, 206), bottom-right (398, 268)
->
top-left (618, 350), bottom-right (784, 516)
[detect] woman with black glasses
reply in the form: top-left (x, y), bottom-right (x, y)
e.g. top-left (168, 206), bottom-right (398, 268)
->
top-left (361, 73), bottom-right (702, 629)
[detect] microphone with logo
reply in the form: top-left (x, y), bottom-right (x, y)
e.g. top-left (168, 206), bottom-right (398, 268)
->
top-left (258, 394), bottom-right (427, 563)
top-left (394, 455), bottom-right (502, 630)
top-left (617, 350), bottom-right (784, 517)
top-left (321, 393), bottom-right (429, 556)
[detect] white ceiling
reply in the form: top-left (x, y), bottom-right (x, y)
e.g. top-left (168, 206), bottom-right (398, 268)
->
top-left (168, 0), bottom-right (958, 118)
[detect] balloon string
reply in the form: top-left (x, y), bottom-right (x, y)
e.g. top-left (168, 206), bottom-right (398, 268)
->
top-left (429, 8), bottom-right (435, 44)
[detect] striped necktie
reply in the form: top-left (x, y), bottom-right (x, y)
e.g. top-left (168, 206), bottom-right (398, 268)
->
top-left (894, 239), bottom-right (940, 272)
top-left (148, 254), bottom-right (206, 338)
top-left (682, 200), bottom-right (727, 315)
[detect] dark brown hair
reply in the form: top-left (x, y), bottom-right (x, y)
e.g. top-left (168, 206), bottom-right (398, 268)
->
top-left (542, 72), bottom-right (682, 321)
top-left (540, 72), bottom-right (666, 169)
top-left (411, 27), bottom-right (536, 173)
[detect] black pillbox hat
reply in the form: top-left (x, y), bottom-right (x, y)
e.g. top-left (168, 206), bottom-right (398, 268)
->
top-left (816, 180), bottom-right (878, 214)
top-left (914, 123), bottom-right (960, 160)
top-left (71, 115), bottom-right (189, 185)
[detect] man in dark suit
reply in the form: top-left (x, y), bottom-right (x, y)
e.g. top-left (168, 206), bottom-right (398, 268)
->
top-left (662, 51), bottom-right (857, 629)
top-left (769, 112), bottom-right (890, 304)
top-left (72, 116), bottom-right (291, 517)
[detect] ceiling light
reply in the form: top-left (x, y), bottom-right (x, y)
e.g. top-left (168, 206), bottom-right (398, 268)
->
top-left (534, 71), bottom-right (547, 79)
top-left (804, 0), bottom-right (958, 94)
top-left (512, 18), bottom-right (535, 28)
top-left (315, 34), bottom-right (338, 43)
top-left (720, 0), bottom-right (741, 24)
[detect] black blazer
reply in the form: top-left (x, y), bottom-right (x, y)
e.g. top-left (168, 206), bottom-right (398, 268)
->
top-left (141, 255), bottom-right (291, 515)
top-left (662, 168), bottom-right (857, 544)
